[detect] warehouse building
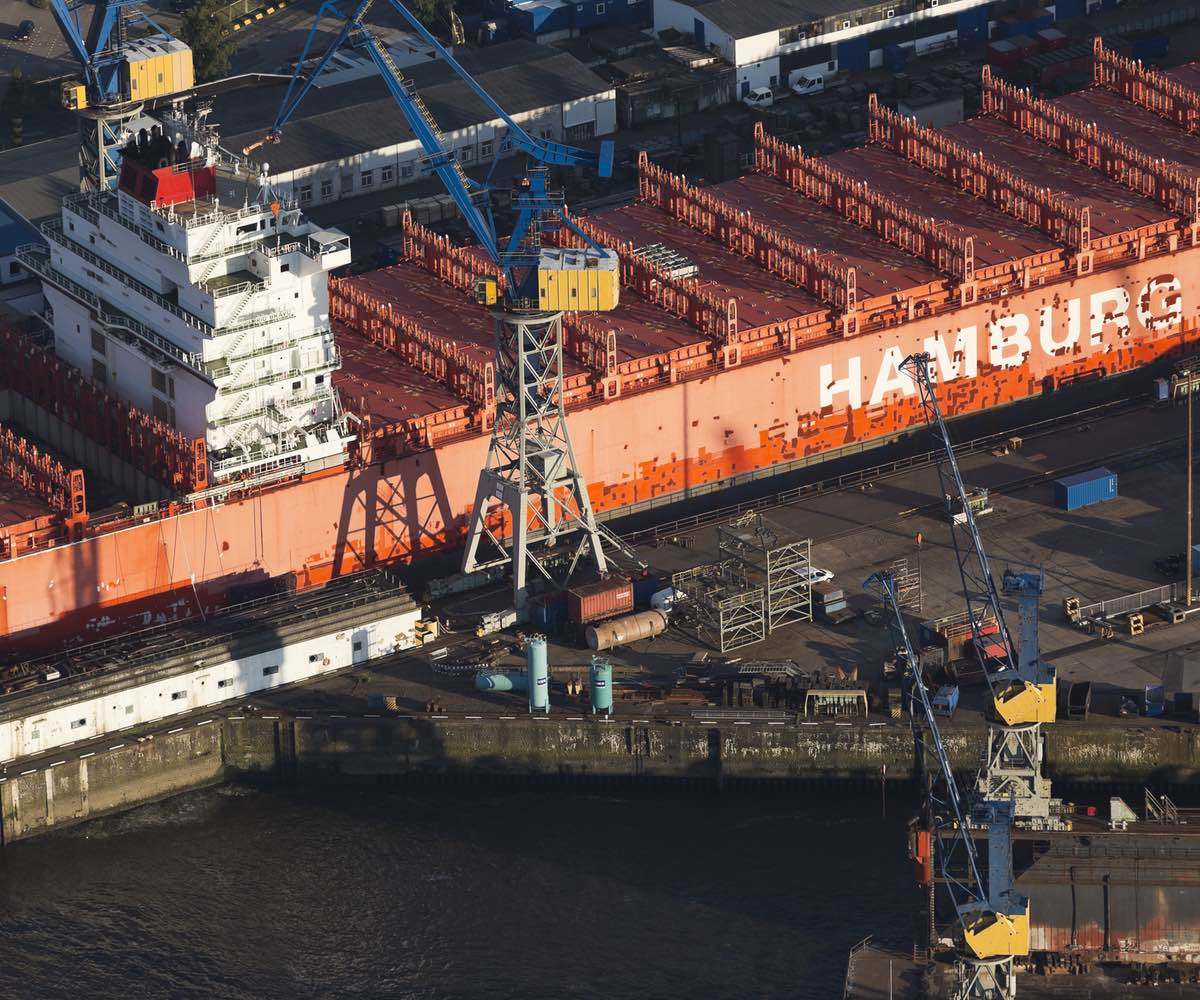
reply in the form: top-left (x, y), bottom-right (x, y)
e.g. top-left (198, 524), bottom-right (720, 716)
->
top-left (221, 40), bottom-right (617, 209)
top-left (652, 0), bottom-right (995, 96)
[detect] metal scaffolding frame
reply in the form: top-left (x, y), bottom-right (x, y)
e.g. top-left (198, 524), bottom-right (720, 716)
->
top-left (890, 555), bottom-right (923, 614)
top-left (672, 561), bottom-right (766, 653)
top-left (717, 512), bottom-right (812, 632)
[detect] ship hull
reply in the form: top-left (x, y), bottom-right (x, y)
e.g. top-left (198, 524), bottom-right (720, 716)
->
top-left (1, 254), bottom-right (1196, 652)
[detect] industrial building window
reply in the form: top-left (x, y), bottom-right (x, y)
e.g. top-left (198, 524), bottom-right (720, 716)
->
top-left (320, 178), bottom-right (333, 199)
top-left (91, 329), bottom-right (105, 355)
top-left (263, 665), bottom-right (280, 676)
top-left (841, 19), bottom-right (850, 27)
top-left (540, 128), bottom-right (553, 140)
top-left (595, 2), bottom-right (605, 12)
top-left (480, 140), bottom-right (493, 158)
top-left (401, 163), bottom-right (414, 179)
top-left (360, 169), bottom-right (374, 188)
top-left (460, 147), bottom-right (473, 163)
top-left (218, 678), bottom-right (234, 688)
top-left (151, 368), bottom-right (167, 393)
top-left (171, 690), bottom-right (186, 701)
top-left (92, 358), bottom-right (107, 384)
top-left (886, 8), bottom-right (894, 15)
top-left (151, 396), bottom-right (170, 423)
top-left (299, 184), bottom-right (313, 204)
top-left (70, 718), bottom-right (86, 730)
top-left (381, 165), bottom-right (394, 183)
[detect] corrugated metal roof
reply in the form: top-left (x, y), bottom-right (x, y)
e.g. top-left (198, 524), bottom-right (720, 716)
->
top-left (220, 40), bottom-right (612, 174)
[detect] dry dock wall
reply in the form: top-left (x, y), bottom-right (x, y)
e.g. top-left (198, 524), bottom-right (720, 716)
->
top-left (0, 722), bottom-right (226, 843)
top-left (2, 718), bottom-right (1197, 843)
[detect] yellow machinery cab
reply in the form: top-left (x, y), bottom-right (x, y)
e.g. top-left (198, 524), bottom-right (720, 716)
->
top-left (994, 675), bottom-right (1057, 727)
top-left (537, 247), bottom-right (619, 312)
top-left (963, 901), bottom-right (1031, 959)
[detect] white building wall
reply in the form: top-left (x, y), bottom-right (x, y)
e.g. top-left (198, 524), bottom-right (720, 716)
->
top-left (736, 57), bottom-right (781, 93)
top-left (653, 0), bottom-right (734, 58)
top-left (658, 0), bottom-right (989, 69)
top-left (0, 604), bottom-right (426, 763)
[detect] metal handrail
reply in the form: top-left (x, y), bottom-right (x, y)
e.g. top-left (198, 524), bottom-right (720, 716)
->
top-left (16, 244), bottom-right (207, 374)
top-left (36, 223), bottom-right (213, 335)
top-left (842, 935), bottom-right (873, 1000)
top-left (66, 191), bottom-right (187, 263)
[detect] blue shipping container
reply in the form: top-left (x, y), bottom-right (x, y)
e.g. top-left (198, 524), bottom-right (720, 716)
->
top-left (1054, 467), bottom-right (1118, 511)
top-left (885, 43), bottom-right (907, 71)
top-left (837, 35), bottom-right (870, 73)
top-left (632, 575), bottom-right (660, 607)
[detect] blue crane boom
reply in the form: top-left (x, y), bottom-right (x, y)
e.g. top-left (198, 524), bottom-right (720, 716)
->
top-left (252, 0), bottom-right (615, 304)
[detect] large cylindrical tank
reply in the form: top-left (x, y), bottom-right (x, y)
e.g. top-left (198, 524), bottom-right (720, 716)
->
top-left (585, 610), bottom-right (668, 651)
top-left (589, 655), bottom-right (613, 715)
top-left (474, 671), bottom-right (528, 693)
top-left (527, 635), bottom-right (549, 713)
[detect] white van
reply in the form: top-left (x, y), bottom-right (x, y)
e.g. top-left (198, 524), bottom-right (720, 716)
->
top-left (742, 86), bottom-right (775, 109)
top-left (791, 73), bottom-right (825, 96)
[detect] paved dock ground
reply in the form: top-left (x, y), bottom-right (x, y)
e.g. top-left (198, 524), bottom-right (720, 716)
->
top-left (253, 398), bottom-right (1200, 731)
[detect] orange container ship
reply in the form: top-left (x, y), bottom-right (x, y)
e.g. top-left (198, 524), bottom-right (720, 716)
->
top-left (3, 48), bottom-right (1200, 655)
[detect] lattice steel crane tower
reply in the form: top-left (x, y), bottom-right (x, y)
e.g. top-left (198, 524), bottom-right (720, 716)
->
top-left (51, 0), bottom-right (195, 191)
top-left (255, 0), bottom-right (623, 612)
top-left (868, 571), bottom-right (1028, 1000)
top-left (901, 353), bottom-right (1057, 823)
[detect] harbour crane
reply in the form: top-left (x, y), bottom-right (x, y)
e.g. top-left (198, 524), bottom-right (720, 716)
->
top-left (900, 354), bottom-right (1057, 728)
top-left (867, 570), bottom-right (1028, 1000)
top-left (253, 0), bottom-right (627, 612)
top-left (50, 0), bottom-right (195, 190)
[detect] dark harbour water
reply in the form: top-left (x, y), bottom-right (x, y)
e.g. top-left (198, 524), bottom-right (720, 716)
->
top-left (0, 784), bottom-right (917, 999)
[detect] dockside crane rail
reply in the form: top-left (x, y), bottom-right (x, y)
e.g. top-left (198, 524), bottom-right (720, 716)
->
top-left (248, 0), bottom-right (617, 306)
top-left (867, 571), bottom-right (1029, 996)
top-left (901, 353), bottom-right (1056, 728)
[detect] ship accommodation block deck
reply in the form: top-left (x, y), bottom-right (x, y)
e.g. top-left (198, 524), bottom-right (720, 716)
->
top-left (5, 55), bottom-right (1200, 645)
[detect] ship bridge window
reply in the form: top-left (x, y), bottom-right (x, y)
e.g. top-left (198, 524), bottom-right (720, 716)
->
top-left (237, 222), bottom-right (257, 236)
top-left (263, 665), bottom-right (280, 676)
top-left (280, 262), bottom-right (290, 272)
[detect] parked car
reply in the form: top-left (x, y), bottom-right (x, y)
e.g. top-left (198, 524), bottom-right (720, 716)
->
top-left (799, 566), bottom-right (834, 585)
top-left (13, 20), bottom-right (35, 41)
top-left (742, 86), bottom-right (774, 110)
top-left (790, 73), bottom-right (825, 96)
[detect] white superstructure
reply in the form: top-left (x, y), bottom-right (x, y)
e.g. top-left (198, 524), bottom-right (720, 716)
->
top-left (21, 110), bottom-right (353, 483)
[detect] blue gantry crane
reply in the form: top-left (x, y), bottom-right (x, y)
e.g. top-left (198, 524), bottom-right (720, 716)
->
top-left (868, 570), bottom-right (1028, 999)
top-left (252, 1), bottom-right (627, 611)
top-left (50, 0), bottom-right (195, 190)
top-left (247, 0), bottom-right (618, 311)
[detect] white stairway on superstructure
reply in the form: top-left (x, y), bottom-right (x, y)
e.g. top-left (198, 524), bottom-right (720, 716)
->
top-left (18, 108), bottom-right (354, 484)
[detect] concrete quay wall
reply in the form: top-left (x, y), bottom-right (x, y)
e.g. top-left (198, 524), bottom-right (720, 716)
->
top-left (1, 716), bottom-right (1196, 844)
